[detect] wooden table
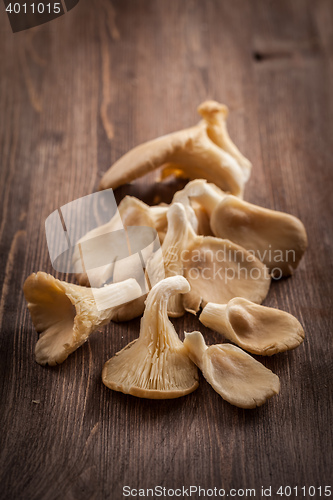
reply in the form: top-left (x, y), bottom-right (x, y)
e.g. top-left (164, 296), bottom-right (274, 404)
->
top-left (1, 1), bottom-right (332, 498)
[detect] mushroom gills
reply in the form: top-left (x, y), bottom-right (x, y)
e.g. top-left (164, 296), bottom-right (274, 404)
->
top-left (102, 276), bottom-right (199, 399)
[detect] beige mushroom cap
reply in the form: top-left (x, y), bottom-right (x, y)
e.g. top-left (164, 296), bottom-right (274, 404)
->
top-left (172, 178), bottom-right (227, 226)
top-left (183, 236), bottom-right (271, 314)
top-left (73, 196), bottom-right (168, 286)
top-left (184, 331), bottom-right (280, 408)
top-left (210, 195), bottom-right (308, 277)
top-left (102, 276), bottom-right (199, 399)
top-left (99, 101), bottom-right (251, 196)
top-left (200, 298), bottom-right (305, 355)
top-left (23, 272), bottom-right (141, 365)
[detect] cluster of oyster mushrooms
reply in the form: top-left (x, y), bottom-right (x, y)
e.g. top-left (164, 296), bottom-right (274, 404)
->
top-left (23, 101), bottom-right (307, 409)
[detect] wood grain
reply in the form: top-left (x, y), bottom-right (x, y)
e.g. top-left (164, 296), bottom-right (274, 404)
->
top-left (0, 1), bottom-right (332, 499)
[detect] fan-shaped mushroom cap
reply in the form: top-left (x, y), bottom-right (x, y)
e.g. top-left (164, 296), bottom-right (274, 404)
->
top-left (99, 101), bottom-right (251, 197)
top-left (200, 298), bottom-right (305, 355)
top-left (183, 331), bottom-right (280, 408)
top-left (23, 272), bottom-right (141, 365)
top-left (182, 236), bottom-right (271, 314)
top-left (102, 276), bottom-right (199, 399)
top-left (73, 196), bottom-right (168, 286)
top-left (210, 195), bottom-right (308, 277)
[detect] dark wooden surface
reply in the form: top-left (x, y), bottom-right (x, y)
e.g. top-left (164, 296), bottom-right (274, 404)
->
top-left (0, 1), bottom-right (332, 499)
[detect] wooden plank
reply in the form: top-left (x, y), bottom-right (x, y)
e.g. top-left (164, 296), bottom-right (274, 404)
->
top-left (0, 0), bottom-right (332, 498)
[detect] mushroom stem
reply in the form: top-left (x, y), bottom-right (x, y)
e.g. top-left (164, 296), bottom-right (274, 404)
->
top-left (161, 204), bottom-right (189, 317)
top-left (200, 302), bottom-right (229, 334)
top-left (183, 330), bottom-right (206, 366)
top-left (142, 275), bottom-right (191, 343)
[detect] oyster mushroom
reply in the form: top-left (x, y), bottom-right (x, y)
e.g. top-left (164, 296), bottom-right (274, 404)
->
top-left (102, 276), bottom-right (199, 399)
top-left (23, 272), bottom-right (142, 365)
top-left (182, 231), bottom-right (271, 315)
top-left (150, 202), bottom-right (271, 314)
top-left (210, 195), bottom-right (308, 277)
top-left (200, 298), bottom-right (305, 355)
top-left (171, 180), bottom-right (307, 277)
top-left (99, 101), bottom-right (251, 197)
top-left (73, 196), bottom-right (168, 286)
top-left (183, 331), bottom-right (280, 408)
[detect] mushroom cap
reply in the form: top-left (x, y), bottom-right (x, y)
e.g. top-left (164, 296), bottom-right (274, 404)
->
top-left (23, 272), bottom-right (141, 365)
top-left (74, 196), bottom-right (168, 286)
top-left (102, 276), bottom-right (199, 398)
top-left (99, 101), bottom-right (250, 196)
top-left (184, 331), bottom-right (280, 408)
top-left (182, 236), bottom-right (271, 314)
top-left (211, 195), bottom-right (308, 276)
top-left (172, 178), bottom-right (228, 221)
top-left (200, 298), bottom-right (305, 355)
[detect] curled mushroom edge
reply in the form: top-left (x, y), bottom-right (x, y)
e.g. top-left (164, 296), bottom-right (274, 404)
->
top-left (183, 331), bottom-right (280, 409)
top-left (200, 298), bottom-right (305, 356)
